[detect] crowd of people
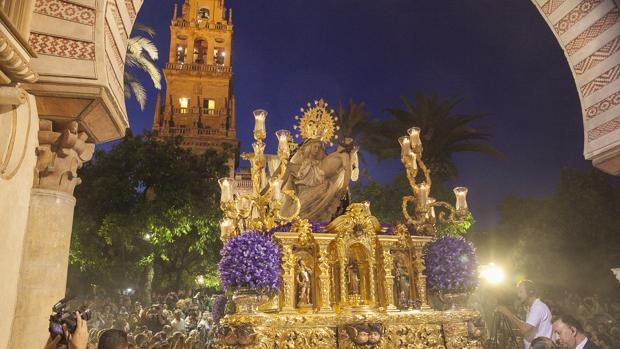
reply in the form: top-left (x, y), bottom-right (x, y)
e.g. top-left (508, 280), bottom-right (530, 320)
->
top-left (50, 289), bottom-right (219, 349)
top-left (544, 292), bottom-right (620, 349)
top-left (45, 284), bottom-right (620, 349)
top-left (494, 281), bottom-right (620, 349)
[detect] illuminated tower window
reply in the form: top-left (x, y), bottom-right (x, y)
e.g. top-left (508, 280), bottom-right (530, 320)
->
top-left (203, 99), bottom-right (216, 114)
top-left (214, 47), bottom-right (225, 66)
top-left (176, 45), bottom-right (186, 63)
top-left (179, 97), bottom-right (189, 113)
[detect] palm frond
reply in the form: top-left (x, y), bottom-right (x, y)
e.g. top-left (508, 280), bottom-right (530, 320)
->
top-left (124, 71), bottom-right (146, 110)
top-left (132, 23), bottom-right (156, 37)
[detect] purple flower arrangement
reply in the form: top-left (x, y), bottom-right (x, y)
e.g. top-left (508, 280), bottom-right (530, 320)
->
top-left (211, 294), bottom-right (227, 324)
top-left (424, 236), bottom-right (478, 293)
top-left (218, 231), bottom-right (282, 294)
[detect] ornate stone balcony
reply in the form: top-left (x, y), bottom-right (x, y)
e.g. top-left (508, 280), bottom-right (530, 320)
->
top-left (23, 0), bottom-right (144, 145)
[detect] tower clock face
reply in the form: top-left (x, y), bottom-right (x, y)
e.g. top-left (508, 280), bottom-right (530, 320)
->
top-left (198, 7), bottom-right (210, 21)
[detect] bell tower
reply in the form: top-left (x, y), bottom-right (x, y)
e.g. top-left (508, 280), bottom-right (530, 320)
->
top-left (153, 0), bottom-right (238, 173)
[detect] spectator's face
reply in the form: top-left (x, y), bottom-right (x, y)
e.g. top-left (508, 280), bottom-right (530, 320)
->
top-left (553, 320), bottom-right (578, 348)
top-left (517, 285), bottom-right (528, 303)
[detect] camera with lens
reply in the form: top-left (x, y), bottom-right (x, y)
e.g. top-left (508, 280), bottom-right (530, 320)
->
top-left (48, 297), bottom-right (91, 345)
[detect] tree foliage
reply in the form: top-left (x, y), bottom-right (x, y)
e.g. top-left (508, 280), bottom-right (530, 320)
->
top-left (69, 131), bottom-right (230, 295)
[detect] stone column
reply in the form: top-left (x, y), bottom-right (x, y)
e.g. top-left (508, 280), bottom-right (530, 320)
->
top-left (412, 242), bottom-right (430, 309)
top-left (8, 120), bottom-right (94, 349)
top-left (381, 245), bottom-right (398, 312)
top-left (317, 243), bottom-right (331, 313)
top-left (280, 244), bottom-right (296, 313)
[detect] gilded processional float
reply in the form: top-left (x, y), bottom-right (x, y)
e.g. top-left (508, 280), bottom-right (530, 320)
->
top-left (214, 100), bottom-right (483, 348)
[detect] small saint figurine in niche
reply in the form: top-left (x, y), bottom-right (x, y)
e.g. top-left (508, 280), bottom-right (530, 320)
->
top-left (296, 259), bottom-right (312, 307)
top-left (394, 259), bottom-right (411, 309)
top-left (347, 261), bottom-right (361, 296)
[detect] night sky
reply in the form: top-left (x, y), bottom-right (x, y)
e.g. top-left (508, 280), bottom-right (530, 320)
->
top-left (124, 0), bottom-right (591, 231)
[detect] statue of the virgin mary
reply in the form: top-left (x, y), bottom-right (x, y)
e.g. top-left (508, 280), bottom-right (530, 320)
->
top-left (277, 100), bottom-right (359, 222)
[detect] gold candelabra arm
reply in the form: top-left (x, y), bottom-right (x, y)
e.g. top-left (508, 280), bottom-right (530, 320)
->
top-left (430, 200), bottom-right (469, 226)
top-left (401, 195), bottom-right (427, 227)
top-left (275, 189), bottom-right (301, 222)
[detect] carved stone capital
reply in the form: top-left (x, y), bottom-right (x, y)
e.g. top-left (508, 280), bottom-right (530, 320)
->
top-left (34, 119), bottom-right (94, 195)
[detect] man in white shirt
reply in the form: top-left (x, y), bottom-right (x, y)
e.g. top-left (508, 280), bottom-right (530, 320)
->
top-left (496, 280), bottom-right (553, 349)
top-left (170, 309), bottom-right (187, 332)
top-left (552, 313), bottom-right (600, 349)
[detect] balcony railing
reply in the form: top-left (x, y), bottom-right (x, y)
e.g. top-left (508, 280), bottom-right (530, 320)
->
top-left (165, 63), bottom-right (232, 74)
top-left (156, 127), bottom-right (224, 137)
top-left (170, 107), bottom-right (227, 116)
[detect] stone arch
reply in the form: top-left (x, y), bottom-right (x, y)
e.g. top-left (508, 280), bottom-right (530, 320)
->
top-left (531, 0), bottom-right (620, 174)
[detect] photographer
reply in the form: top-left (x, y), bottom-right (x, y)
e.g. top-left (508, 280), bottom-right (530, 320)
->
top-left (44, 311), bottom-right (89, 349)
top-left (496, 280), bottom-right (553, 349)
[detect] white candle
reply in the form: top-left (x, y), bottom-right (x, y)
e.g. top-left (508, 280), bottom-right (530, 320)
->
top-left (253, 109), bottom-right (267, 133)
top-left (218, 178), bottom-right (233, 203)
top-left (416, 183), bottom-right (429, 207)
top-left (398, 136), bottom-right (412, 160)
top-left (276, 130), bottom-right (290, 156)
top-left (270, 178), bottom-right (282, 201)
top-left (408, 127), bottom-right (422, 147)
top-left (454, 187), bottom-right (468, 210)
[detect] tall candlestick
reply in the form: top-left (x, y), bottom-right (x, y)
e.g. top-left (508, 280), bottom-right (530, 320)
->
top-left (408, 127), bottom-right (422, 147)
top-left (218, 178), bottom-right (234, 203)
top-left (253, 109), bottom-right (267, 134)
top-left (454, 187), bottom-right (468, 210)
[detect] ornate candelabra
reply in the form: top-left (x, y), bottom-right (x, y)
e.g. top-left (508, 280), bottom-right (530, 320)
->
top-left (218, 109), bottom-right (301, 239)
top-left (399, 127), bottom-right (469, 235)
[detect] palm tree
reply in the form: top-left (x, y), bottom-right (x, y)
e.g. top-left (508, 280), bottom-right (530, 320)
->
top-left (334, 99), bottom-right (377, 179)
top-left (367, 93), bottom-right (503, 182)
top-left (124, 24), bottom-right (161, 110)
top-left (335, 99), bottom-right (372, 142)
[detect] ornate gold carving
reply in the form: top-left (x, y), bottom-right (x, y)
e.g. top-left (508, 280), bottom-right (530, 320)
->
top-left (381, 244), bottom-right (398, 311)
top-left (383, 324), bottom-right (445, 349)
top-left (443, 322), bottom-right (483, 349)
top-left (317, 243), bottom-right (332, 312)
top-left (294, 98), bottom-right (337, 143)
top-left (34, 120), bottom-right (94, 195)
top-left (394, 224), bottom-right (411, 249)
top-left (281, 245), bottom-right (296, 313)
top-left (275, 327), bottom-right (336, 348)
top-left (292, 219), bottom-right (315, 246)
top-left (412, 241), bottom-right (430, 309)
